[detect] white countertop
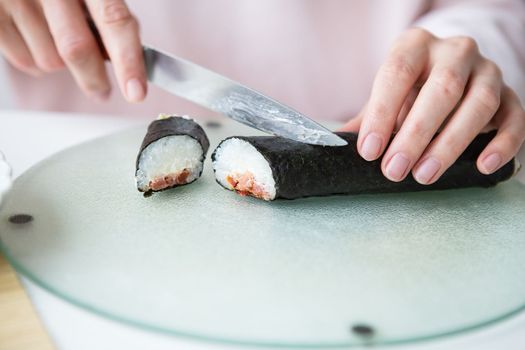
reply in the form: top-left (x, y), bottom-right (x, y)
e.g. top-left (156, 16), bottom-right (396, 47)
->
top-left (1, 109), bottom-right (525, 350)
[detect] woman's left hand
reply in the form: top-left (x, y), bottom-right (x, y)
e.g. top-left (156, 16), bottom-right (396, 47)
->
top-left (341, 27), bottom-right (525, 184)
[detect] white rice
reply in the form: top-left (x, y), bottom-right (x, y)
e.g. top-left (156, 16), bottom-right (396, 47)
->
top-left (136, 135), bottom-right (204, 191)
top-left (213, 138), bottom-right (276, 200)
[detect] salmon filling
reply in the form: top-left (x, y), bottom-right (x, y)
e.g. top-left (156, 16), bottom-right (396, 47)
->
top-left (226, 172), bottom-right (271, 200)
top-left (149, 169), bottom-right (190, 191)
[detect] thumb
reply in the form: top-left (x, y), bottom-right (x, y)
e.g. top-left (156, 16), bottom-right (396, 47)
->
top-left (338, 103), bottom-right (367, 132)
top-left (339, 114), bottom-right (363, 132)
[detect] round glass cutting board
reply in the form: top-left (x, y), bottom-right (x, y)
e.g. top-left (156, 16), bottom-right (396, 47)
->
top-left (2, 120), bottom-right (525, 348)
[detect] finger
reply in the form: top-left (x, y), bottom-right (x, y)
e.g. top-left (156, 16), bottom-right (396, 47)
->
top-left (340, 116), bottom-right (362, 132)
top-left (357, 28), bottom-right (430, 161)
top-left (381, 36), bottom-right (478, 182)
top-left (340, 89), bottom-right (419, 134)
top-left (412, 60), bottom-right (503, 184)
top-left (394, 87), bottom-right (419, 132)
top-left (42, 0), bottom-right (110, 101)
top-left (477, 87), bottom-right (525, 175)
top-left (84, 0), bottom-right (146, 102)
top-left (0, 8), bottom-right (40, 75)
top-left (9, 1), bottom-right (63, 72)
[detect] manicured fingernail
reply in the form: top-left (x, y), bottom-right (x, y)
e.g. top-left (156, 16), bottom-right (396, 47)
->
top-left (386, 152), bottom-right (410, 181)
top-left (361, 133), bottom-right (383, 161)
top-left (482, 153), bottom-right (502, 174)
top-left (414, 157), bottom-right (441, 184)
top-left (126, 78), bottom-right (145, 102)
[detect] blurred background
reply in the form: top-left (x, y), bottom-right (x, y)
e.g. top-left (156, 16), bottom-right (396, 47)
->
top-left (0, 59), bottom-right (14, 109)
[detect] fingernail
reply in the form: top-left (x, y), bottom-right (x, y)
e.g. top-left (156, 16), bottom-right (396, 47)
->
top-left (126, 78), bottom-right (145, 102)
top-left (361, 133), bottom-right (383, 161)
top-left (386, 152), bottom-right (410, 181)
top-left (414, 157), bottom-right (441, 184)
top-left (482, 153), bottom-right (502, 174)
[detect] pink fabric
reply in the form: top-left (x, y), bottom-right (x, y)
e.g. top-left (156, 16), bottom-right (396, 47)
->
top-left (6, 0), bottom-right (525, 121)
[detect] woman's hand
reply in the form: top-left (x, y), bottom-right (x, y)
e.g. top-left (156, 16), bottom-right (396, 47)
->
top-left (0, 0), bottom-right (146, 102)
top-left (341, 28), bottom-right (525, 184)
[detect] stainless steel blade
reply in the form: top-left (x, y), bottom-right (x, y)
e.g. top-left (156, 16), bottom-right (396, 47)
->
top-left (143, 46), bottom-right (347, 146)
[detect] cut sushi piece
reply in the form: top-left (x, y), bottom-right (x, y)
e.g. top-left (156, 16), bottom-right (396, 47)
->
top-left (136, 114), bottom-right (210, 194)
top-left (212, 131), bottom-right (518, 201)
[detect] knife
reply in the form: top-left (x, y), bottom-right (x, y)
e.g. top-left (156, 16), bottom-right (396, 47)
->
top-left (143, 47), bottom-right (347, 147)
top-left (86, 19), bottom-right (345, 146)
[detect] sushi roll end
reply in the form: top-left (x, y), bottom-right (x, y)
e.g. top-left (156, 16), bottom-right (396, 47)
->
top-left (136, 114), bottom-right (209, 194)
top-left (213, 138), bottom-right (276, 200)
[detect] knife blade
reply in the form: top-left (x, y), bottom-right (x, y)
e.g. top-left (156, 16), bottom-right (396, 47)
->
top-left (143, 46), bottom-right (347, 146)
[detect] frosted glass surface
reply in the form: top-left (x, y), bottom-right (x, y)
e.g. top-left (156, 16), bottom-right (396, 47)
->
top-left (2, 121), bottom-right (525, 348)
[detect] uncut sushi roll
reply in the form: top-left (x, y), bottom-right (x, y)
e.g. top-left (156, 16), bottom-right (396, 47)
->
top-left (136, 114), bottom-right (210, 194)
top-left (212, 131), bottom-right (518, 201)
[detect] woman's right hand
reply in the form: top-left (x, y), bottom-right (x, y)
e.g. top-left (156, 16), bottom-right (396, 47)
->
top-left (0, 0), bottom-right (147, 102)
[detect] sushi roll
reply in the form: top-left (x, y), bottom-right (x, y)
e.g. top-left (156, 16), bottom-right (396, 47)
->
top-left (212, 131), bottom-right (518, 201)
top-left (136, 114), bottom-right (210, 194)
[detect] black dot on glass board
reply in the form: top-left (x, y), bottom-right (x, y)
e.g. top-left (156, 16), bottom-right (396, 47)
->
top-left (205, 121), bottom-right (222, 128)
top-left (8, 214), bottom-right (33, 224)
top-left (351, 324), bottom-right (375, 337)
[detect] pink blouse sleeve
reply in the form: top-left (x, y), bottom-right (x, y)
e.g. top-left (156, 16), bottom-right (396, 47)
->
top-left (414, 0), bottom-right (525, 105)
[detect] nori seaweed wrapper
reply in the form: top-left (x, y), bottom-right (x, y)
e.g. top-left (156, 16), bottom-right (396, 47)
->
top-left (212, 131), bottom-right (517, 200)
top-left (136, 116), bottom-right (210, 191)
